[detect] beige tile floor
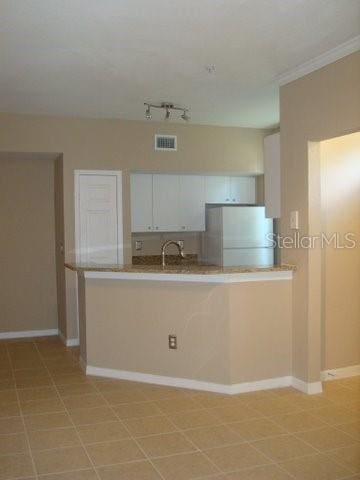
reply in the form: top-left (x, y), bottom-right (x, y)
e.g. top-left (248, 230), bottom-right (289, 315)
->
top-left (0, 336), bottom-right (359, 480)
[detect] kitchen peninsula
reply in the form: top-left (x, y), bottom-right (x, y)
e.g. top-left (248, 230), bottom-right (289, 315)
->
top-left (67, 262), bottom-right (297, 394)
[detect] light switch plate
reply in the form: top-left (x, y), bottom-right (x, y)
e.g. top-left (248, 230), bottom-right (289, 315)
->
top-left (290, 211), bottom-right (299, 230)
top-left (135, 240), bottom-right (143, 251)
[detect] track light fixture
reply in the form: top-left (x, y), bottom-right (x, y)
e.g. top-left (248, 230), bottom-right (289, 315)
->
top-left (181, 110), bottom-right (190, 122)
top-left (144, 102), bottom-right (190, 122)
top-left (145, 105), bottom-right (152, 120)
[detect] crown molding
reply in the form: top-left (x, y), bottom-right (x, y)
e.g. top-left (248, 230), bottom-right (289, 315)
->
top-left (278, 35), bottom-right (360, 86)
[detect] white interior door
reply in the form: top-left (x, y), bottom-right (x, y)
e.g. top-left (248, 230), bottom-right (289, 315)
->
top-left (76, 171), bottom-right (123, 264)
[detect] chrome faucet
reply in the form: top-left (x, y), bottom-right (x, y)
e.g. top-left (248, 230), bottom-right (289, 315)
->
top-left (161, 240), bottom-right (185, 267)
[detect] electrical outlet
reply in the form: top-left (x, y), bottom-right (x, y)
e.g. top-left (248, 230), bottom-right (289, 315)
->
top-left (135, 240), bottom-right (142, 251)
top-left (168, 335), bottom-right (177, 349)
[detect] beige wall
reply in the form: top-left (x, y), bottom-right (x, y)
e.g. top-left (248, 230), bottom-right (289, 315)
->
top-left (280, 51), bottom-right (360, 382)
top-left (320, 132), bottom-right (360, 370)
top-left (0, 153), bottom-right (58, 333)
top-left (132, 232), bottom-right (202, 257)
top-left (83, 279), bottom-right (292, 385)
top-left (0, 113), bottom-right (269, 338)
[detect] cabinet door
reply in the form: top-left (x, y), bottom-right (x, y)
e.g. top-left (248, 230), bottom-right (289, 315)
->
top-left (264, 133), bottom-right (281, 218)
top-left (205, 176), bottom-right (231, 203)
top-left (179, 175), bottom-right (206, 231)
top-left (229, 177), bottom-right (256, 204)
top-left (130, 173), bottom-right (153, 232)
top-left (153, 174), bottom-right (180, 231)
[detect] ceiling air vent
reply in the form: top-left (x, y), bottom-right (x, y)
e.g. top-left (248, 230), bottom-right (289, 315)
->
top-left (155, 134), bottom-right (177, 151)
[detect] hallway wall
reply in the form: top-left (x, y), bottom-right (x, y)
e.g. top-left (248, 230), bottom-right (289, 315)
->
top-left (0, 153), bottom-right (58, 333)
top-left (280, 50), bottom-right (360, 383)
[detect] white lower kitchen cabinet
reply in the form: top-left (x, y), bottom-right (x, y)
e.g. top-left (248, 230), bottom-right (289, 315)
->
top-left (152, 174), bottom-right (180, 232)
top-left (179, 175), bottom-right (206, 231)
top-left (130, 173), bottom-right (153, 232)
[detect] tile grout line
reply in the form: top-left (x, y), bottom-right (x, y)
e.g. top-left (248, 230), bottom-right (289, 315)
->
top-left (178, 398), bottom-right (294, 476)
top-left (3, 338), bottom-right (359, 480)
top-left (32, 339), bottom-right (103, 480)
top-left (162, 401), bottom-right (272, 476)
top-left (91, 380), bottom-right (169, 480)
top-left (5, 341), bottom-right (39, 480)
top-left (137, 390), bottom-right (281, 476)
top-left (251, 397), bottom-right (359, 478)
top-left (160, 408), bottom-right (224, 477)
top-left (169, 392), bottom-right (357, 478)
top-left (268, 411), bottom-right (359, 478)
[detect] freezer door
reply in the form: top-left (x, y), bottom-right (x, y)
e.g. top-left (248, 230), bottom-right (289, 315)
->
top-left (223, 248), bottom-right (274, 267)
top-left (222, 206), bottom-right (274, 248)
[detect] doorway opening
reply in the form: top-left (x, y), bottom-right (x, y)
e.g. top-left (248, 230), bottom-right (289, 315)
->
top-left (308, 132), bottom-right (360, 382)
top-left (0, 152), bottom-right (66, 339)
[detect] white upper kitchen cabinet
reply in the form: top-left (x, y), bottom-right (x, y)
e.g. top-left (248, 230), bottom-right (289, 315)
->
top-left (229, 176), bottom-right (256, 204)
top-left (153, 174), bottom-right (180, 231)
top-left (205, 175), bottom-right (256, 204)
top-left (130, 173), bottom-right (153, 232)
top-left (264, 132), bottom-right (281, 218)
top-left (205, 176), bottom-right (231, 203)
top-left (130, 173), bottom-right (257, 232)
top-left (179, 175), bottom-right (206, 231)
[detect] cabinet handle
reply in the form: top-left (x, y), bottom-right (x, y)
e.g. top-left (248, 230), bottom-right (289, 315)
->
top-left (226, 198), bottom-right (230, 202)
top-left (155, 226), bottom-right (159, 230)
top-left (181, 226), bottom-right (186, 230)
top-left (232, 198), bottom-right (236, 202)
top-left (147, 226), bottom-right (151, 230)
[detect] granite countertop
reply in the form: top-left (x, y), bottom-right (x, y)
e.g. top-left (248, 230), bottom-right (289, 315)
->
top-left (65, 262), bottom-right (296, 275)
top-left (132, 254), bottom-right (198, 266)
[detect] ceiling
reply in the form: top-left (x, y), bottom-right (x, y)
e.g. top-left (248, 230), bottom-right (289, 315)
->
top-left (1, 0), bottom-right (359, 128)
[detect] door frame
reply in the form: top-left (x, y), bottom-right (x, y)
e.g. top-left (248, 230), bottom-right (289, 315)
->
top-left (74, 170), bottom-right (124, 264)
top-left (73, 170), bottom-right (123, 344)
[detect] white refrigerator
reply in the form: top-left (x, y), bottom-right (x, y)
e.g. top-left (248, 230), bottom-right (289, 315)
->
top-left (203, 206), bottom-right (274, 267)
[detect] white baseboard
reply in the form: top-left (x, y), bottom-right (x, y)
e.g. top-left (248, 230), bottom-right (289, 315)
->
top-left (292, 377), bottom-right (323, 395)
top-left (59, 331), bottom-right (80, 347)
top-left (86, 365), bottom-right (306, 395)
top-left (0, 329), bottom-right (58, 339)
top-left (321, 364), bottom-right (360, 381)
top-left (59, 330), bottom-right (66, 344)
